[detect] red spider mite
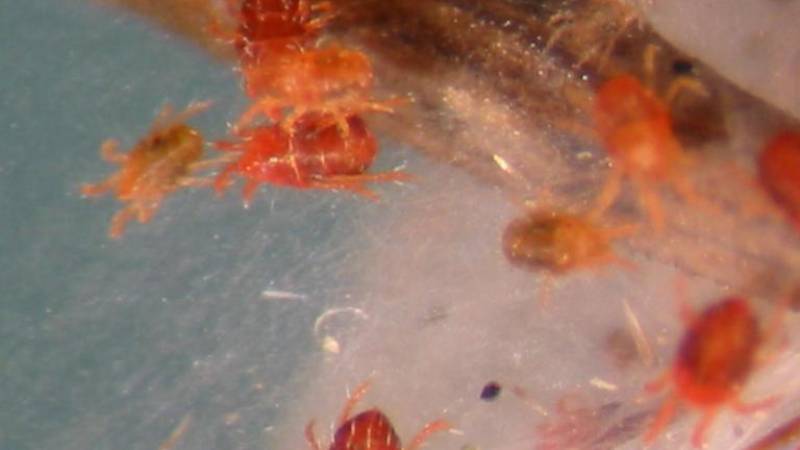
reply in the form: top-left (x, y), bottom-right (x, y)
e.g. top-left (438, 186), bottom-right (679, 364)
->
top-left (81, 101), bottom-right (213, 239)
top-left (211, 0), bottom-right (331, 64)
top-left (501, 210), bottom-right (633, 274)
top-left (645, 296), bottom-right (777, 448)
top-left (592, 47), bottom-right (709, 231)
top-left (758, 131), bottom-right (800, 230)
top-left (235, 45), bottom-right (401, 137)
top-left (214, 112), bottom-right (408, 204)
top-left (306, 380), bottom-right (450, 450)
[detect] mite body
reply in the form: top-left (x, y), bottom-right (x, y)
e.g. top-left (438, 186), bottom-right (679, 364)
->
top-left (645, 297), bottom-right (771, 447)
top-left (591, 44), bottom-right (710, 230)
top-left (215, 0), bottom-right (330, 64)
top-left (236, 45), bottom-right (396, 136)
top-left (81, 102), bottom-right (211, 239)
top-left (305, 381), bottom-right (449, 450)
top-left (501, 209), bottom-right (634, 305)
top-left (759, 131), bottom-right (800, 230)
top-left (592, 73), bottom-right (702, 229)
top-left (502, 210), bottom-right (626, 274)
top-left (215, 113), bottom-right (406, 203)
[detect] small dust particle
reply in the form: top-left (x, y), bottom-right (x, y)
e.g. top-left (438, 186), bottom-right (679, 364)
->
top-left (223, 412), bottom-right (241, 426)
top-left (604, 328), bottom-right (638, 368)
top-left (321, 335), bottom-right (340, 354)
top-left (672, 59), bottom-right (694, 75)
top-left (589, 377), bottom-right (618, 391)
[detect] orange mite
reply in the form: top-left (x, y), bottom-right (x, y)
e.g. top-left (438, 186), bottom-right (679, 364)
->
top-left (645, 297), bottom-right (773, 447)
top-left (235, 45), bottom-right (399, 136)
top-left (592, 73), bottom-right (704, 230)
top-left (81, 102), bottom-right (212, 239)
top-left (502, 210), bottom-right (630, 274)
top-left (758, 131), bottom-right (800, 230)
top-left (305, 381), bottom-right (450, 450)
top-left (214, 113), bottom-right (407, 203)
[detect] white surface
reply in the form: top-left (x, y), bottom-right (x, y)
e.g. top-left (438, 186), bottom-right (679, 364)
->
top-left (643, 0), bottom-right (800, 119)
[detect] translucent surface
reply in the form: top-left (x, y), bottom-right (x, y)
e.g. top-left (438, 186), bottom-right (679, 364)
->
top-left (2, 1), bottom-right (799, 450)
top-left (645, 0), bottom-right (800, 119)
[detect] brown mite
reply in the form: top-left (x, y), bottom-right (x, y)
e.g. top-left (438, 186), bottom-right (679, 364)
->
top-left (81, 101), bottom-right (213, 239)
top-left (502, 210), bottom-right (631, 274)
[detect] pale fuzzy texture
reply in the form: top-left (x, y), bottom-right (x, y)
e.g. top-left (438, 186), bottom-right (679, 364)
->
top-left (269, 157), bottom-right (796, 450)
top-left (643, 0), bottom-right (800, 120)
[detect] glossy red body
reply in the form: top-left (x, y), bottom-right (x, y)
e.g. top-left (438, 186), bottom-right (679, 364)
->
top-left (759, 131), bottom-right (800, 230)
top-left (594, 75), bottom-right (681, 180)
top-left (214, 114), bottom-right (377, 201)
top-left (646, 297), bottom-right (764, 447)
top-left (231, 0), bottom-right (322, 63)
top-left (305, 381), bottom-right (449, 450)
top-left (330, 409), bottom-right (401, 450)
top-left (673, 298), bottom-right (759, 407)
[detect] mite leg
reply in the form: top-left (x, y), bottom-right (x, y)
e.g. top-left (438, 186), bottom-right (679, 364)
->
top-left (108, 206), bottom-right (136, 239)
top-left (590, 168), bottom-right (623, 220)
top-left (731, 396), bottom-right (778, 415)
top-left (178, 177), bottom-right (213, 188)
top-left (690, 408), bottom-right (719, 448)
top-left (241, 178), bottom-right (261, 207)
top-left (536, 274), bottom-right (554, 309)
top-left (303, 0), bottom-right (335, 32)
top-left (670, 169), bottom-right (719, 215)
top-left (206, 1), bottom-right (240, 44)
top-left (304, 421), bottom-right (322, 450)
top-left (644, 370), bottom-right (671, 394)
top-left (81, 176), bottom-right (117, 197)
top-left (311, 171), bottom-right (411, 199)
top-left (99, 139), bottom-right (126, 164)
top-left (214, 164), bottom-right (239, 196)
top-left (151, 103), bottom-right (176, 131)
top-left (172, 100), bottom-right (214, 125)
top-left (136, 202), bottom-right (158, 224)
top-left (235, 97), bottom-right (282, 131)
top-left (634, 178), bottom-right (665, 231)
top-left (673, 276), bottom-right (699, 325)
top-left (664, 77), bottom-right (709, 106)
top-left (405, 419), bottom-right (451, 450)
top-left (336, 380), bottom-right (372, 427)
top-left (644, 394), bottom-right (678, 444)
top-left (157, 100), bottom-right (213, 132)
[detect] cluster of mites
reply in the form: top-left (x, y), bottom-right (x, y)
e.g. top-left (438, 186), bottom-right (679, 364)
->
top-left (82, 0), bottom-right (404, 239)
top-left (79, 2), bottom-right (800, 448)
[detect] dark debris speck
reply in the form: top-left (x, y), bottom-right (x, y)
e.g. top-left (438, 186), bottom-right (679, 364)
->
top-left (480, 381), bottom-right (502, 400)
top-left (672, 59), bottom-right (694, 75)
